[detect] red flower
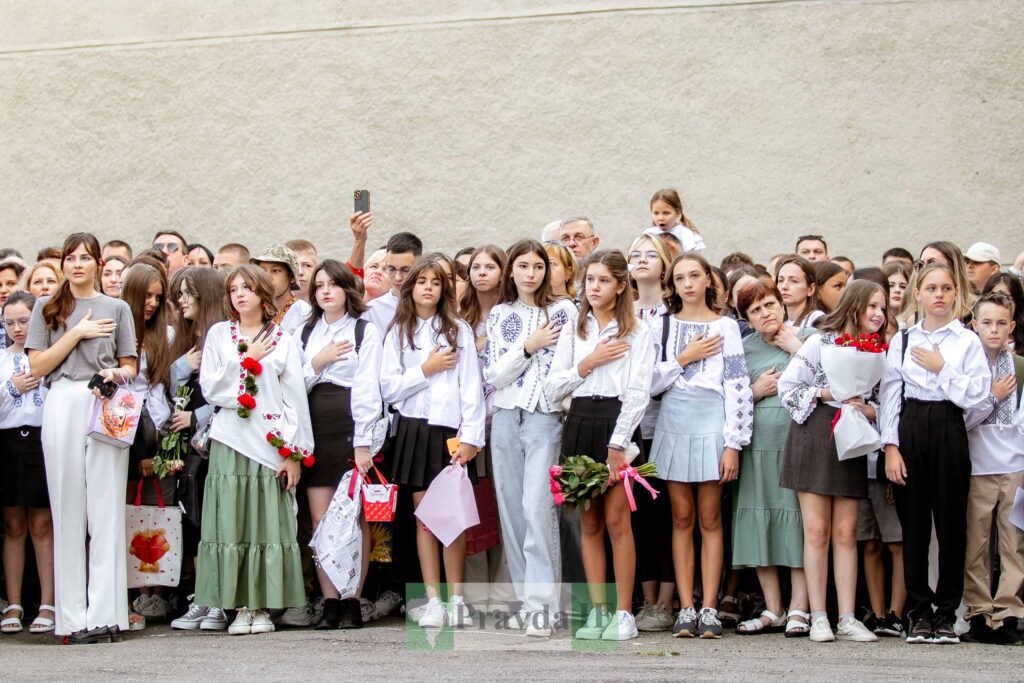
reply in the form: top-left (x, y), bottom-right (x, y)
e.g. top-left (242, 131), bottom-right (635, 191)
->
top-left (302, 455), bottom-right (315, 468)
top-left (237, 394), bottom-right (256, 410)
top-left (265, 432), bottom-right (274, 442)
top-left (278, 446), bottom-right (292, 458)
top-left (240, 357), bottom-right (263, 375)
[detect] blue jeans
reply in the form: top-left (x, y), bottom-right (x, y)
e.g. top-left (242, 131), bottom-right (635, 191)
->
top-left (491, 408), bottom-right (563, 614)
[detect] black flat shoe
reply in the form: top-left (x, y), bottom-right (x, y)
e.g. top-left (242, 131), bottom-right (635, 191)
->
top-left (315, 599), bottom-right (342, 630)
top-left (67, 625), bottom-right (121, 644)
top-left (337, 598), bottom-right (363, 629)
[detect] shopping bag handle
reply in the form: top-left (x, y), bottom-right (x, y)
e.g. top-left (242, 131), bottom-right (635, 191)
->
top-left (134, 477), bottom-right (165, 508)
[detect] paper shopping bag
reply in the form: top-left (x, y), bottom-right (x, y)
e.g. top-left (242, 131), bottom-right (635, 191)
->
top-left (89, 384), bottom-right (144, 448)
top-left (833, 404), bottom-right (881, 461)
top-left (310, 469), bottom-right (363, 599)
top-left (126, 479), bottom-right (182, 588)
top-left (414, 464), bottom-right (480, 547)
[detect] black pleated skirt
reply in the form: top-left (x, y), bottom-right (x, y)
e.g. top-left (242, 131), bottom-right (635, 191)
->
top-left (304, 383), bottom-right (355, 489)
top-left (0, 426), bottom-right (49, 508)
top-left (561, 397), bottom-right (645, 465)
top-left (390, 413), bottom-right (476, 491)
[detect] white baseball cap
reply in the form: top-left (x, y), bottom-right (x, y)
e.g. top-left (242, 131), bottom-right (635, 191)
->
top-left (963, 242), bottom-right (1001, 264)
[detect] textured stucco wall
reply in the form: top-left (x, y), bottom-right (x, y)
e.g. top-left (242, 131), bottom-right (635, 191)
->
top-left (1, 0), bottom-right (1022, 266)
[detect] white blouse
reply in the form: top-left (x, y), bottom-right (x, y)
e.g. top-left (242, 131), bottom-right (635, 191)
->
top-left (0, 349), bottom-right (46, 429)
top-left (786, 308), bottom-right (825, 330)
top-left (301, 314), bottom-right (384, 449)
top-left (779, 331), bottom-right (864, 425)
top-left (380, 316), bottom-right (486, 448)
top-left (135, 350), bottom-right (172, 431)
top-left (484, 298), bottom-right (578, 414)
top-left (642, 225), bottom-right (706, 254)
top-left (964, 349), bottom-right (1024, 475)
top-left (278, 298), bottom-right (313, 337)
top-left (878, 319), bottom-right (990, 448)
top-left (200, 320), bottom-right (314, 471)
top-left (543, 312), bottom-right (654, 449)
top-left (650, 315), bottom-right (753, 450)
top-left (365, 290), bottom-right (399, 337)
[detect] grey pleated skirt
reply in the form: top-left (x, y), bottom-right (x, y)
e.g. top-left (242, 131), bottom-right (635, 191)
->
top-left (649, 388), bottom-right (726, 483)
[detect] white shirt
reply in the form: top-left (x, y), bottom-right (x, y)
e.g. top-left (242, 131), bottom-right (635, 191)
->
top-left (642, 225), bottom-right (706, 254)
top-left (135, 350), bottom-right (172, 431)
top-left (200, 320), bottom-right (314, 471)
top-left (786, 309), bottom-right (824, 330)
top-left (636, 303), bottom-right (665, 439)
top-left (484, 298), bottom-right (578, 414)
top-left (543, 312), bottom-right (654, 448)
top-left (365, 290), bottom-right (399, 338)
top-left (650, 314), bottom-right (753, 450)
top-left (778, 332), bottom-right (849, 425)
top-left (301, 314), bottom-right (384, 449)
top-left (878, 319), bottom-right (991, 447)
top-left (380, 316), bottom-right (486, 448)
top-left (963, 349), bottom-right (1024, 475)
top-left (0, 349), bottom-right (45, 429)
top-left (278, 298), bottom-right (313, 337)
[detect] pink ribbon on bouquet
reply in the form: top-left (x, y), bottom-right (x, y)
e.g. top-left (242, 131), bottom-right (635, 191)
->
top-left (618, 466), bottom-right (659, 512)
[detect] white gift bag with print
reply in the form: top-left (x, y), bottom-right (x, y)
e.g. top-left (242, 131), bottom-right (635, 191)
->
top-left (126, 479), bottom-right (183, 588)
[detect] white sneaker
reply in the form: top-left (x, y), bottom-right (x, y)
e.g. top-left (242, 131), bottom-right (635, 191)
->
top-left (200, 608), bottom-right (228, 631)
top-left (251, 609), bottom-right (275, 634)
top-left (635, 604), bottom-right (673, 632)
top-left (447, 596), bottom-right (473, 629)
top-left (575, 606), bottom-right (610, 640)
top-left (837, 617), bottom-right (879, 642)
top-left (137, 594), bottom-right (171, 620)
top-left (131, 594), bottom-right (153, 615)
top-left (601, 610), bottom-right (639, 641)
top-left (280, 603), bottom-right (317, 627)
top-left (809, 617), bottom-right (835, 642)
top-left (373, 590), bottom-right (404, 618)
top-left (228, 608), bottom-right (254, 635)
top-left (525, 610), bottom-right (553, 637)
top-left (171, 600), bottom-right (210, 630)
top-left (418, 598), bottom-right (447, 628)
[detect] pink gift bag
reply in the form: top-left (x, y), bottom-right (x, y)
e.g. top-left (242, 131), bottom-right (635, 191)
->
top-left (414, 464), bottom-right (480, 547)
top-left (88, 384), bottom-right (144, 448)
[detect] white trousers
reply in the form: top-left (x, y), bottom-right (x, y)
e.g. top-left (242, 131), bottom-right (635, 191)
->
top-left (43, 379), bottom-right (129, 635)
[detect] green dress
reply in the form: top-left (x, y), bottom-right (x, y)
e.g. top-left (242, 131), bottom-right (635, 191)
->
top-left (731, 333), bottom-right (804, 568)
top-left (195, 441), bottom-right (306, 609)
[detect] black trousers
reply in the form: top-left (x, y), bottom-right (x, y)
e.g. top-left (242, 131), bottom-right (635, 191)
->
top-left (890, 399), bottom-right (971, 620)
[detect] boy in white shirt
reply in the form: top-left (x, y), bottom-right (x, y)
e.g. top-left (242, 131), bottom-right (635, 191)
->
top-left (963, 292), bottom-right (1024, 645)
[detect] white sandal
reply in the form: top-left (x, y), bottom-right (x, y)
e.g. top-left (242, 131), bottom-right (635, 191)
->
top-left (29, 605), bottom-right (56, 634)
top-left (785, 609), bottom-right (811, 638)
top-left (1, 604), bottom-right (24, 634)
top-left (736, 609), bottom-right (785, 635)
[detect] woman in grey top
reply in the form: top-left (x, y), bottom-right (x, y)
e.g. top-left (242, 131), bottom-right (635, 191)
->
top-left (25, 233), bottom-right (138, 645)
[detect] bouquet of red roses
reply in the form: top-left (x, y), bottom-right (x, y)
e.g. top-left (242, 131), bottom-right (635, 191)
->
top-left (549, 455), bottom-right (658, 512)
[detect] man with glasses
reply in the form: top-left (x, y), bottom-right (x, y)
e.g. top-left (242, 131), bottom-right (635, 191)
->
top-left (557, 217), bottom-right (600, 261)
top-left (795, 235), bottom-right (828, 262)
top-left (152, 230), bottom-right (188, 274)
top-left (365, 231), bottom-right (422, 336)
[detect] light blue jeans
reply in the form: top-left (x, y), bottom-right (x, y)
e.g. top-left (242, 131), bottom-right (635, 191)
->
top-left (491, 408), bottom-right (563, 614)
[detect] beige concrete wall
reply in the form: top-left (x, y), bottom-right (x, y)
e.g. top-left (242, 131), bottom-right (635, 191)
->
top-left (1, 0), bottom-right (1021, 267)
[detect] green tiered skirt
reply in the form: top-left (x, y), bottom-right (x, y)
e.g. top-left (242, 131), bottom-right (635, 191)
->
top-left (195, 441), bottom-right (305, 609)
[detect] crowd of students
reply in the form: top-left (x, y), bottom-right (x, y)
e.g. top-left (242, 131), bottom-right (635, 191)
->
top-left (1, 188), bottom-right (1022, 648)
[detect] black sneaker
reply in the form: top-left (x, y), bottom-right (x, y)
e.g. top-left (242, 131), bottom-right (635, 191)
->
top-left (696, 608), bottom-right (723, 639)
top-left (863, 613), bottom-right (879, 632)
top-left (875, 611), bottom-right (905, 638)
top-left (961, 615), bottom-right (993, 644)
top-left (991, 617), bottom-right (1021, 646)
top-left (906, 613), bottom-right (933, 644)
top-left (672, 606), bottom-right (698, 638)
top-left (931, 614), bottom-right (960, 644)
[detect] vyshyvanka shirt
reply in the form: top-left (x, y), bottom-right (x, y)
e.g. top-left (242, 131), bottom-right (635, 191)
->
top-left (963, 348), bottom-right (1023, 475)
top-left (0, 349), bottom-right (46, 428)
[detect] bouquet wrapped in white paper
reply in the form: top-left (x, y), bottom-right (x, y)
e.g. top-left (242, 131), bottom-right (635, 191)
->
top-left (819, 334), bottom-right (889, 460)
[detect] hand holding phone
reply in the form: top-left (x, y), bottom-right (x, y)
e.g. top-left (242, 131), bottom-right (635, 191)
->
top-left (88, 373), bottom-right (117, 400)
top-left (354, 190), bottom-right (371, 215)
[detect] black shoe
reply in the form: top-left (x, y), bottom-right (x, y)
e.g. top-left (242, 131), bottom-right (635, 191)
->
top-left (961, 615), bottom-right (993, 644)
top-left (315, 599), bottom-right (342, 630)
top-left (875, 611), bottom-right (905, 638)
top-left (67, 625), bottom-right (120, 645)
top-left (931, 614), bottom-right (959, 644)
top-left (862, 613), bottom-right (879, 632)
top-left (906, 613), bottom-right (933, 644)
top-left (991, 618), bottom-right (1021, 646)
top-left (337, 598), bottom-right (363, 629)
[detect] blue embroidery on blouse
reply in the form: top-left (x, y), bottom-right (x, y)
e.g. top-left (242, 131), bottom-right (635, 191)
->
top-left (722, 353), bottom-right (747, 381)
top-left (501, 313), bottom-right (523, 343)
top-left (550, 309), bottom-right (569, 328)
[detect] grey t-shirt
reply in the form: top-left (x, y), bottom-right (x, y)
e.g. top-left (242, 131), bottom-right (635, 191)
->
top-left (25, 294), bottom-right (138, 384)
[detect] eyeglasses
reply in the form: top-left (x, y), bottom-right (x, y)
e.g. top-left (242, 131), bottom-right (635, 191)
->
top-left (177, 290), bottom-right (196, 303)
top-left (560, 233), bottom-right (593, 245)
top-left (2, 317), bottom-right (30, 329)
top-left (628, 250), bottom-right (660, 262)
top-left (154, 242), bottom-right (181, 254)
top-left (914, 258), bottom-right (943, 272)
